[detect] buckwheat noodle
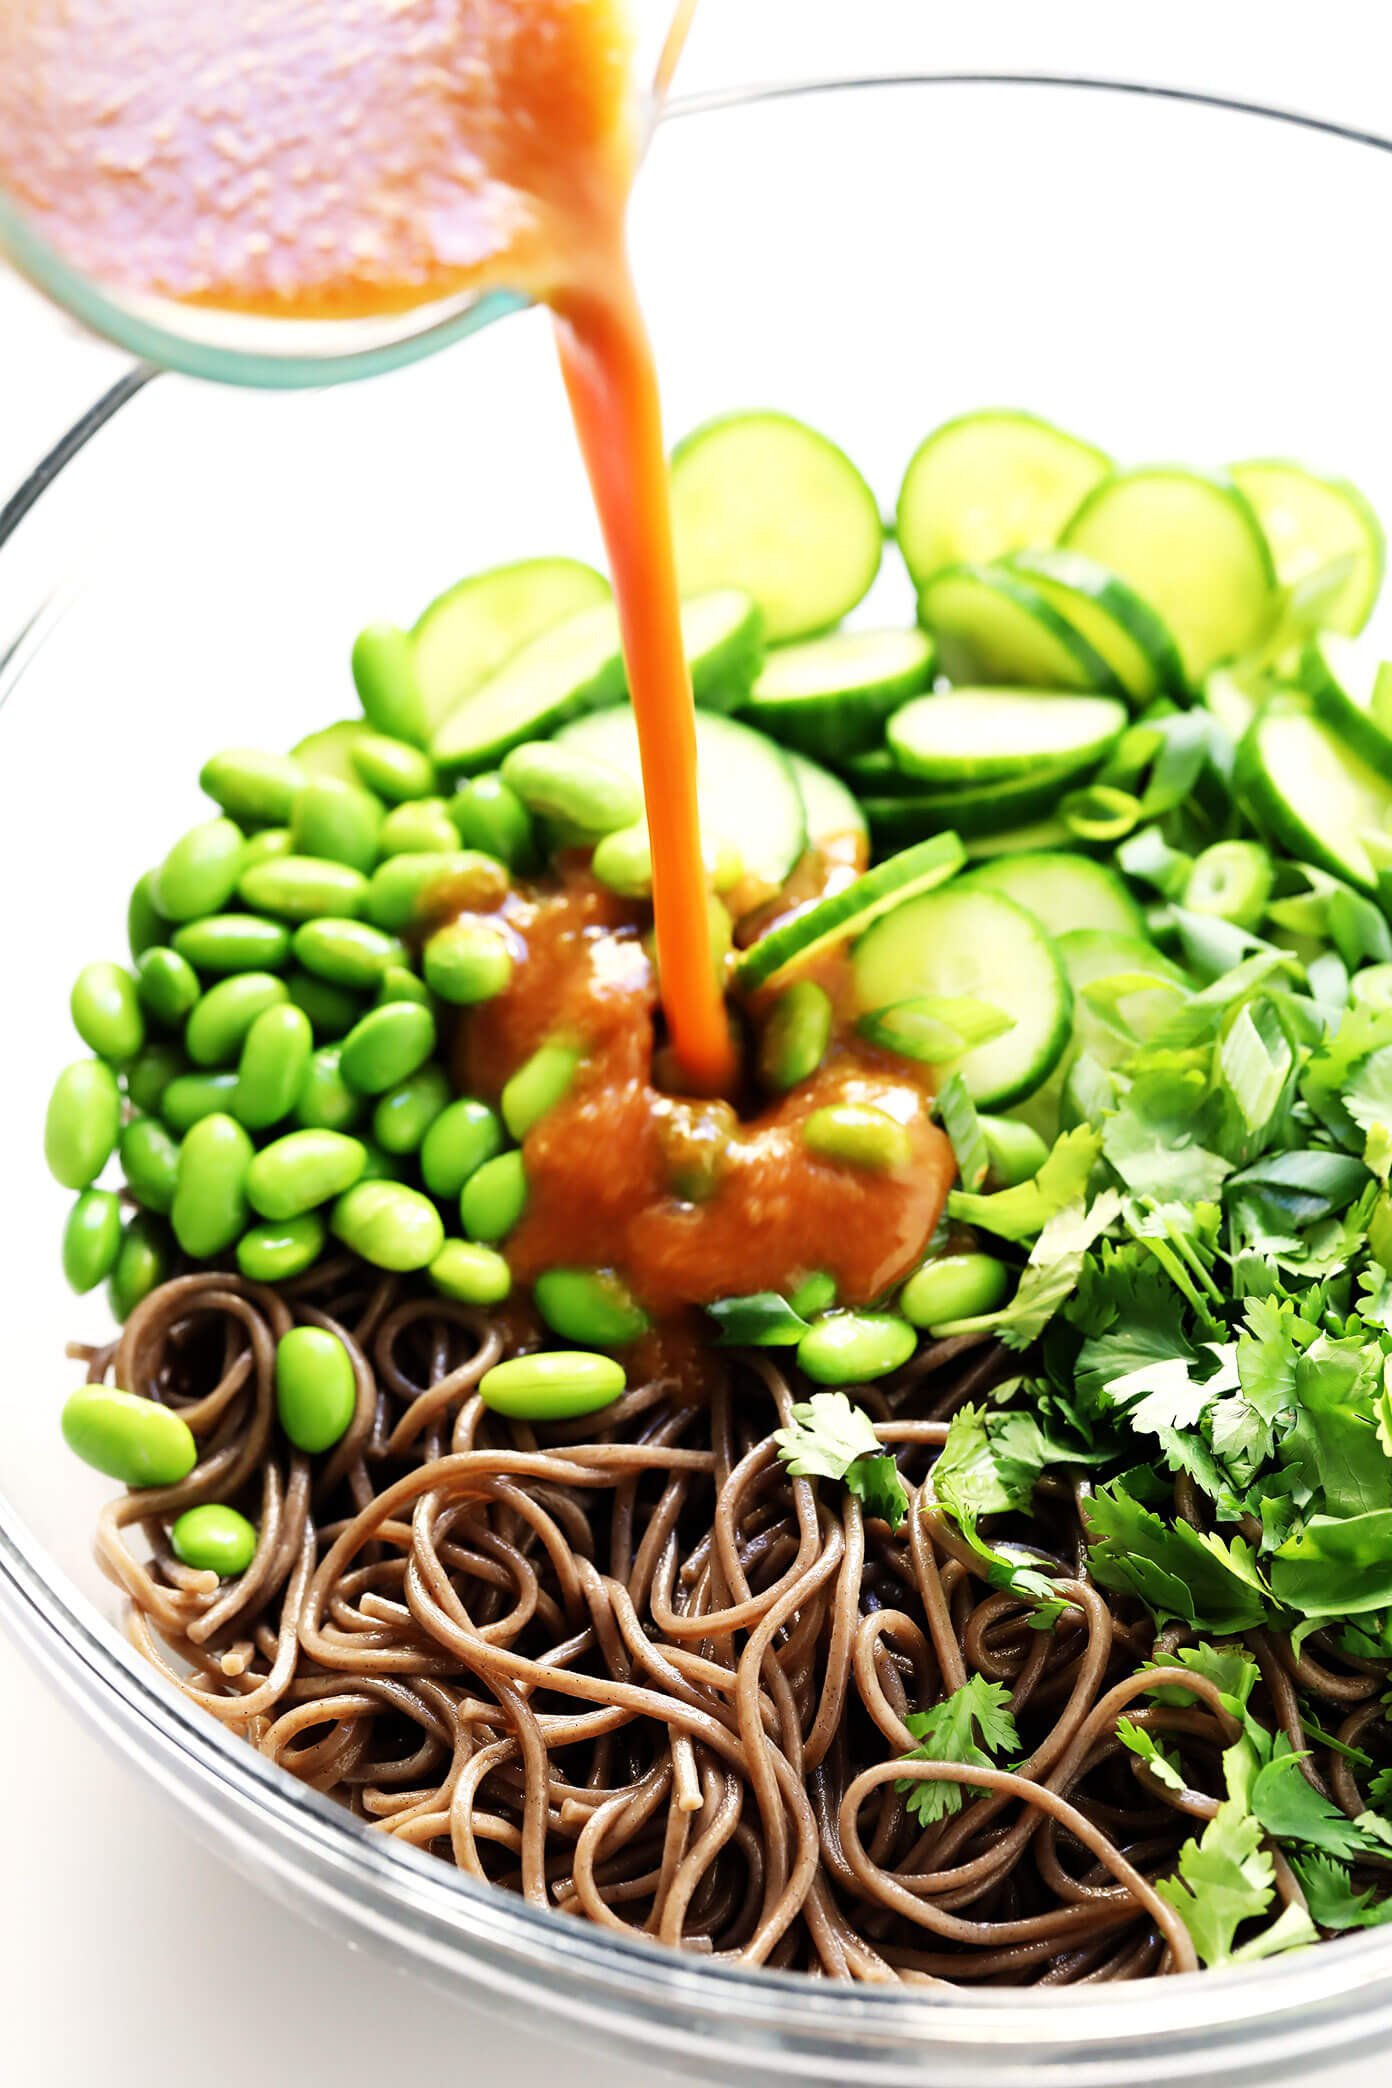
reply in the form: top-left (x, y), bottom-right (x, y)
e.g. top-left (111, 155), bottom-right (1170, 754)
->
top-left (71, 1261), bottom-right (1390, 1982)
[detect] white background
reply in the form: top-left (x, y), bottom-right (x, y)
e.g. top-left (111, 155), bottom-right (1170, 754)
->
top-left (3, 5), bottom-right (1392, 2083)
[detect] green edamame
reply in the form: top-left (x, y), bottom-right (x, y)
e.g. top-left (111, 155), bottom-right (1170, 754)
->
top-left (448, 773), bottom-right (537, 871)
top-left (788, 1271), bottom-right (836, 1319)
top-left (70, 961), bottom-right (144, 1064)
top-left (501, 1039), bottom-right (582, 1139)
top-left (365, 849), bottom-right (507, 932)
top-left (428, 1239), bottom-right (512, 1305)
top-left (170, 1503), bottom-right (258, 1578)
top-left (802, 1103), bottom-right (911, 1173)
top-left (199, 747), bottom-right (304, 826)
top-left (126, 1041), bottom-right (187, 1117)
top-left (128, 869), bottom-right (168, 960)
top-left (378, 798), bottom-right (459, 856)
top-left (655, 1097), bottom-right (736, 1202)
top-left (108, 1213), bottom-right (171, 1321)
top-left (977, 1115), bottom-right (1050, 1189)
top-left (420, 1098), bottom-right (502, 1198)
top-left (339, 1001), bottom-right (436, 1094)
top-left (154, 817), bottom-right (245, 922)
top-left (276, 1325), bottom-right (358, 1452)
top-left (351, 732), bottom-right (435, 803)
top-left (62, 1189), bottom-right (122, 1293)
top-left (351, 622), bottom-right (428, 747)
top-left (534, 1268), bottom-right (649, 1346)
top-left (591, 821), bottom-right (652, 898)
top-left (460, 1150), bottom-right (528, 1243)
top-left (373, 1063), bottom-right (451, 1154)
top-left (172, 913), bottom-right (292, 973)
top-left (294, 1046), bottom-right (365, 1132)
top-left (234, 1003), bottom-right (313, 1129)
top-left (331, 1179), bottom-right (445, 1269)
top-left (44, 1059), bottom-right (121, 1189)
top-left (758, 981), bottom-right (831, 1094)
top-left (797, 1311), bottom-right (916, 1385)
top-left (501, 741), bottom-right (641, 836)
top-left (136, 947), bottom-right (201, 1028)
top-left (479, 1351), bottom-right (626, 1422)
top-left (171, 1112), bottom-right (253, 1258)
top-left (237, 1212), bottom-right (327, 1282)
top-left (239, 853), bottom-right (368, 921)
top-left (246, 1128), bottom-right (367, 1220)
top-left (119, 1115), bottom-right (181, 1214)
top-left (292, 917), bottom-right (404, 988)
top-left (240, 826), bottom-right (292, 872)
top-left (900, 1254), bottom-right (1010, 1331)
top-left (290, 775), bottom-right (384, 874)
top-left (185, 972), bottom-right (289, 1066)
top-left (286, 967), bottom-right (364, 1037)
top-left (423, 920), bottom-right (513, 1004)
top-left (160, 1069), bottom-right (239, 1133)
top-left (375, 965), bottom-right (434, 1009)
top-left (61, 1385), bottom-right (197, 1487)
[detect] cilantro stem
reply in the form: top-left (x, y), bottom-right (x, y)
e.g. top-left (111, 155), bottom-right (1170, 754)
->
top-left (1139, 1234), bottom-right (1225, 1335)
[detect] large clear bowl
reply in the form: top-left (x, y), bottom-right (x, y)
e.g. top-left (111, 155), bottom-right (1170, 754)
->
top-left (4, 76), bottom-right (1392, 2088)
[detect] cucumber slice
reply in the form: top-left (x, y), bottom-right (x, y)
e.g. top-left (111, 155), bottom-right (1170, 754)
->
top-left (888, 688), bottom-right (1127, 784)
top-left (742, 628), bottom-right (934, 760)
top-left (963, 818), bottom-right (1076, 859)
top-left (1231, 459), bottom-right (1385, 637)
top-left (670, 410), bottom-right (882, 643)
top-left (431, 602), bottom-right (627, 774)
top-left (736, 833), bottom-right (965, 993)
top-left (1203, 666), bottom-right (1263, 745)
top-left (969, 852), bottom-right (1147, 941)
top-left (1055, 929), bottom-right (1192, 1069)
top-left (853, 886), bottom-right (1071, 1107)
top-left (787, 752), bottom-right (869, 864)
top-left (862, 768), bottom-right (1081, 850)
top-left (556, 705), bottom-right (806, 892)
top-left (291, 719), bottom-right (372, 785)
top-left (1298, 632), bottom-right (1392, 770)
top-left (1005, 548), bottom-right (1185, 702)
top-left (918, 564), bottom-right (1121, 692)
top-left (1061, 468), bottom-right (1277, 684)
top-left (681, 587), bottom-right (766, 712)
top-left (896, 409), bottom-right (1111, 587)
top-left (1238, 698), bottom-right (1392, 891)
top-left (413, 558), bottom-right (611, 732)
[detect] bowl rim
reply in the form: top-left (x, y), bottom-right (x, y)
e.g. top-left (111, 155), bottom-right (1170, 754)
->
top-left (6, 69), bottom-right (1392, 2083)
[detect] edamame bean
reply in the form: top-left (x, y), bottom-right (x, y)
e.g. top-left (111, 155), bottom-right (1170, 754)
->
top-left (502, 1039), bottom-right (582, 1139)
top-left (237, 1212), bottom-right (327, 1282)
top-left (534, 1268), bottom-right (649, 1346)
top-left (126, 1041), bottom-right (187, 1117)
top-left (429, 1239), bottom-right (512, 1305)
top-left (246, 1128), bottom-right (367, 1220)
top-left (292, 917), bottom-right (404, 988)
top-left (61, 1385), bottom-right (197, 1487)
top-left (420, 1098), bottom-right (502, 1197)
top-left (351, 732), bottom-right (435, 803)
top-left (276, 1325), bottom-right (358, 1452)
top-left (70, 960), bottom-right (144, 1064)
top-left (797, 1311), bottom-right (916, 1385)
top-left (351, 622), bottom-right (428, 746)
top-left (185, 972), bottom-right (289, 1066)
top-left (239, 853), bottom-right (368, 921)
top-left (293, 1045), bottom-right (365, 1132)
top-left (128, 869), bottom-right (168, 960)
top-left (655, 1097), bottom-right (736, 1202)
top-left (160, 1069), bottom-right (239, 1133)
top-left (500, 741), bottom-right (641, 836)
top-left (44, 1059), bottom-right (121, 1189)
top-left (136, 947), bottom-right (201, 1028)
top-left (170, 1503), bottom-right (258, 1578)
top-left (479, 1351), bottom-right (626, 1422)
top-left (199, 747), bottom-right (304, 826)
top-left (154, 817), bottom-right (244, 922)
top-left (378, 798), bottom-right (459, 856)
top-left (62, 1189), bottom-right (122, 1293)
top-left (365, 849), bottom-right (507, 932)
top-left (900, 1254), bottom-right (1010, 1331)
top-left (459, 1151), bottom-right (528, 1242)
top-left (339, 1001), bottom-right (436, 1094)
top-left (286, 967), bottom-right (364, 1037)
top-left (759, 981), bottom-right (831, 1094)
top-left (802, 1103), bottom-right (911, 1173)
top-left (1183, 839), bottom-right (1274, 930)
top-left (591, 821), bottom-right (652, 899)
top-left (108, 1213), bottom-right (171, 1321)
top-left (788, 1271), bottom-right (836, 1319)
top-left (423, 919), bottom-right (513, 1004)
top-left (290, 775), bottom-right (383, 874)
top-left (977, 1115), bottom-right (1050, 1188)
top-left (376, 965), bottom-right (434, 1009)
top-left (331, 1179), bottom-right (445, 1269)
top-left (119, 1115), bottom-right (181, 1214)
top-left (234, 1003), bottom-right (313, 1129)
top-left (373, 1063), bottom-right (451, 1154)
top-left (171, 1112), bottom-right (253, 1257)
top-left (172, 913), bottom-right (292, 973)
top-left (448, 773), bottom-right (537, 871)
top-left (240, 825), bottom-right (292, 872)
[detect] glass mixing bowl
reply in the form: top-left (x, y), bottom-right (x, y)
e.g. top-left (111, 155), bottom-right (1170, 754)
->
top-left (4, 75), bottom-right (1392, 2088)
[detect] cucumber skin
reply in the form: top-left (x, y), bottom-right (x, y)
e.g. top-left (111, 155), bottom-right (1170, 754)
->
top-left (886, 690), bottom-right (1127, 785)
top-left (895, 409), bottom-right (1112, 588)
top-left (968, 851), bottom-right (1147, 940)
top-left (860, 761), bottom-right (1102, 850)
top-left (1235, 700), bottom-right (1383, 892)
top-left (742, 634), bottom-right (935, 761)
top-left (1004, 548), bottom-right (1187, 701)
top-left (1299, 636), bottom-right (1392, 776)
top-left (1232, 458), bottom-right (1386, 638)
top-left (918, 563), bottom-right (1123, 694)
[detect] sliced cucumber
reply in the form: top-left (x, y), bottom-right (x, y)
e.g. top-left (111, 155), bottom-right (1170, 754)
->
top-left (969, 852), bottom-right (1147, 941)
top-left (896, 409), bottom-right (1111, 587)
top-left (1298, 632), bottom-right (1392, 771)
top-left (1203, 666), bottom-right (1264, 745)
top-left (431, 601), bottom-right (626, 774)
top-left (742, 628), bottom-right (934, 760)
top-left (681, 587), bottom-right (765, 712)
top-left (736, 834), bottom-right (965, 993)
top-left (291, 719), bottom-right (372, 785)
top-left (862, 769), bottom-right (1081, 850)
top-left (918, 564), bottom-right (1121, 692)
top-left (1055, 928), bottom-right (1192, 1070)
top-left (788, 751), bottom-right (869, 865)
top-left (1231, 459), bottom-right (1384, 637)
top-left (963, 817), bottom-right (1076, 859)
top-left (556, 705), bottom-right (806, 893)
top-left (1005, 548), bottom-right (1184, 702)
top-left (1061, 467), bottom-right (1277, 684)
top-left (853, 886), bottom-right (1071, 1107)
top-left (1238, 697), bottom-right (1392, 891)
top-left (887, 688), bottom-right (1127, 784)
top-left (670, 410), bottom-right (882, 642)
top-left (413, 558), bottom-right (611, 732)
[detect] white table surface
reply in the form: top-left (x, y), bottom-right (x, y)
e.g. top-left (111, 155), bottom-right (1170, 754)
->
top-left (3, 5), bottom-right (1390, 2082)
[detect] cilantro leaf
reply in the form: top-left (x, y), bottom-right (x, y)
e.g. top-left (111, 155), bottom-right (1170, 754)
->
top-left (947, 1124), bottom-right (1102, 1242)
top-left (1156, 1797), bottom-right (1316, 1967)
top-left (706, 1291), bottom-right (809, 1346)
top-left (934, 1191), bottom-right (1123, 1351)
top-left (932, 1402), bottom-right (1090, 1519)
top-left (1250, 1734), bottom-right (1392, 1860)
top-left (1105, 1341), bottom-right (1239, 1436)
top-left (844, 1450), bottom-right (909, 1532)
top-left (895, 1675), bottom-right (1019, 1825)
top-left (946, 1510), bottom-right (1071, 1628)
top-left (1294, 1853), bottom-right (1392, 1931)
top-left (1084, 1483), bottom-right (1270, 1633)
top-left (773, 1394), bottom-right (907, 1531)
top-left (1270, 1510), bottom-right (1392, 1623)
top-left (1115, 1717), bottom-right (1186, 1791)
